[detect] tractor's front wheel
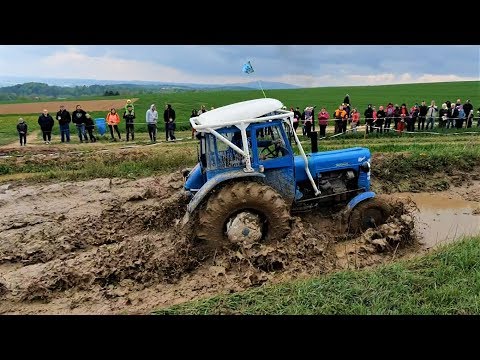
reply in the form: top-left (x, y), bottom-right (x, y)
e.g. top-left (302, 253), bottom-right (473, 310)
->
top-left (349, 197), bottom-right (392, 234)
top-left (195, 182), bottom-right (291, 249)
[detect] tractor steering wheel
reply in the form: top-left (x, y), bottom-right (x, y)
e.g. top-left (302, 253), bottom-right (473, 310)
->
top-left (260, 140), bottom-right (286, 159)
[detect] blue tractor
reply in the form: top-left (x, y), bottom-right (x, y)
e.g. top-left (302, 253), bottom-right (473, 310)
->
top-left (183, 98), bottom-right (390, 247)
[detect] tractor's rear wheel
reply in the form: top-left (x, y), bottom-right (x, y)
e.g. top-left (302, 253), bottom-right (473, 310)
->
top-left (196, 182), bottom-right (291, 248)
top-left (349, 197), bottom-right (392, 234)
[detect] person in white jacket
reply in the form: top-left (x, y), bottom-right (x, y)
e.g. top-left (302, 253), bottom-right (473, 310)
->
top-left (146, 104), bottom-right (158, 143)
top-left (425, 100), bottom-right (438, 130)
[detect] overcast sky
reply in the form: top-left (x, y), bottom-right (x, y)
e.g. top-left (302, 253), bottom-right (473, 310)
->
top-left (0, 45), bottom-right (478, 87)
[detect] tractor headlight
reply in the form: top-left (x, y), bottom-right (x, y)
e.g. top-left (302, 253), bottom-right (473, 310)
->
top-left (360, 161), bottom-right (370, 172)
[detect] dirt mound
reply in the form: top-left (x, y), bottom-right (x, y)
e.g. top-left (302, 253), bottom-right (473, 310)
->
top-left (0, 173), bottom-right (417, 314)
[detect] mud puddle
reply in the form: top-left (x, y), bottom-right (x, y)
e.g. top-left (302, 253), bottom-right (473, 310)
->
top-left (0, 173), bottom-right (420, 314)
top-left (393, 191), bottom-right (480, 249)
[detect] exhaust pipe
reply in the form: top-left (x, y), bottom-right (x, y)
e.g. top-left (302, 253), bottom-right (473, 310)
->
top-left (310, 131), bottom-right (318, 153)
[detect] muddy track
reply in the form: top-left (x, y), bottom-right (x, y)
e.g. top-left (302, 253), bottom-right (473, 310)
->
top-left (0, 169), bottom-right (427, 314)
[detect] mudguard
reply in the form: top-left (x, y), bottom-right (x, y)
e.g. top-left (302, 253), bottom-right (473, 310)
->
top-left (182, 170), bottom-right (265, 225)
top-left (347, 191), bottom-right (375, 211)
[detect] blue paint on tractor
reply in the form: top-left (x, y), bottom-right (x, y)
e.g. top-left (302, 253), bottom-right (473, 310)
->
top-left (184, 113), bottom-right (376, 217)
top-left (186, 170), bottom-right (265, 214)
top-left (347, 191), bottom-right (376, 210)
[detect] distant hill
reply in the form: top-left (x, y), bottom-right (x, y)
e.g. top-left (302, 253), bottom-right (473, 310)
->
top-left (0, 76), bottom-right (299, 92)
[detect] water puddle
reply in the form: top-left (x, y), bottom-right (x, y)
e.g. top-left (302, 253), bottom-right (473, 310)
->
top-left (393, 192), bottom-right (480, 249)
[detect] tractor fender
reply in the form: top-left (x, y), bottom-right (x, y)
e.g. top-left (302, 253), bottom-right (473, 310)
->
top-left (347, 191), bottom-right (376, 211)
top-left (182, 171), bottom-right (265, 225)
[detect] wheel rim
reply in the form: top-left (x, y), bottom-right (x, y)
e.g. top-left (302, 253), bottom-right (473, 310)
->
top-left (361, 208), bottom-right (384, 229)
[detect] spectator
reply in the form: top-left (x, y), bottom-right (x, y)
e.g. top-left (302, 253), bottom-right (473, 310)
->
top-left (167, 118), bottom-right (176, 142)
top-left (293, 107), bottom-right (302, 132)
top-left (106, 108), bottom-right (121, 141)
top-left (56, 105), bottom-right (71, 143)
top-left (85, 113), bottom-right (97, 142)
top-left (350, 108), bottom-right (360, 133)
top-left (38, 109), bottom-right (55, 144)
top-left (418, 100), bottom-right (428, 130)
top-left (438, 103), bottom-right (448, 128)
top-left (425, 100), bottom-right (438, 130)
top-left (17, 118), bottom-right (27, 146)
top-left (385, 103), bottom-right (394, 132)
top-left (124, 99), bottom-right (134, 113)
top-left (200, 105), bottom-right (207, 114)
top-left (463, 99), bottom-right (473, 124)
top-left (376, 106), bottom-right (386, 133)
top-left (163, 104), bottom-right (176, 142)
top-left (408, 104), bottom-right (419, 132)
top-left (466, 109), bottom-right (474, 128)
top-left (333, 105), bottom-right (347, 134)
top-left (146, 104), bottom-right (158, 143)
top-left (398, 103), bottom-right (409, 134)
top-left (393, 104), bottom-right (401, 130)
top-left (455, 104), bottom-right (465, 129)
top-left (303, 106), bottom-right (314, 137)
top-left (72, 104), bottom-right (88, 143)
top-left (447, 102), bottom-right (458, 129)
top-left (123, 104), bottom-right (136, 141)
top-left (190, 109), bottom-right (198, 139)
top-left (317, 107), bottom-right (329, 137)
top-left (364, 104), bottom-right (374, 134)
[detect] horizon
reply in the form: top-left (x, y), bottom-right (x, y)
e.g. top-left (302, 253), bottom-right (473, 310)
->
top-left (0, 45), bottom-right (478, 88)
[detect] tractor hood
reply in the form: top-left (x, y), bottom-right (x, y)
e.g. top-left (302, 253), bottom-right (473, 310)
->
top-left (294, 147), bottom-right (370, 182)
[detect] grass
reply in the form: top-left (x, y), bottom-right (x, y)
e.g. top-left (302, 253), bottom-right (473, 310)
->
top-left (153, 236), bottom-right (480, 315)
top-left (0, 127), bottom-right (478, 184)
top-left (0, 81), bottom-right (478, 138)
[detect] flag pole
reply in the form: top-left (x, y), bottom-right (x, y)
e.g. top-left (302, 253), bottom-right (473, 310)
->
top-left (258, 80), bottom-right (266, 98)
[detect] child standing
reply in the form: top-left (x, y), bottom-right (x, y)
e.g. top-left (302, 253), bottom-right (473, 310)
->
top-left (17, 118), bottom-right (28, 146)
top-left (85, 113), bottom-right (97, 142)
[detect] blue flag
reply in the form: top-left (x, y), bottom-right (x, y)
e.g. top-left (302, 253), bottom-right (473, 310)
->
top-left (242, 61), bottom-right (254, 74)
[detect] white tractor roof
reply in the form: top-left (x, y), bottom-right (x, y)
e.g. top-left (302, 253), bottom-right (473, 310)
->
top-left (191, 98), bottom-right (285, 129)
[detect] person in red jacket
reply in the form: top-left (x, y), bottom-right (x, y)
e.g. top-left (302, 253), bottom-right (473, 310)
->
top-left (350, 108), bottom-right (360, 133)
top-left (317, 108), bottom-right (329, 137)
top-left (106, 108), bottom-right (121, 141)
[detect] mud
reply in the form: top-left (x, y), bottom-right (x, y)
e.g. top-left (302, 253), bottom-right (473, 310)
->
top-left (0, 172), bottom-right (417, 314)
top-left (393, 184), bottom-right (480, 249)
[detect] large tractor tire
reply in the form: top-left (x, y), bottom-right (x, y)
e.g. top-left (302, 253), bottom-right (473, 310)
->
top-left (196, 182), bottom-right (291, 248)
top-left (349, 197), bottom-right (392, 234)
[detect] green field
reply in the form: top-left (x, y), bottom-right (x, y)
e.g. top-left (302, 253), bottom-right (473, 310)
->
top-left (0, 81), bottom-right (478, 146)
top-left (154, 236), bottom-right (480, 315)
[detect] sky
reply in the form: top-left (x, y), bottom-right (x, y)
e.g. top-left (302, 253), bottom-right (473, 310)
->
top-left (0, 45), bottom-right (478, 87)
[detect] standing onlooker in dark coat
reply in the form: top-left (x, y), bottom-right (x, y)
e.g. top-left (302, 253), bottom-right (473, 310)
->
top-left (38, 109), bottom-right (55, 144)
top-left (72, 105), bottom-right (88, 143)
top-left (418, 100), bottom-right (428, 130)
top-left (85, 113), bottom-right (97, 142)
top-left (17, 118), bottom-right (28, 146)
top-left (56, 105), bottom-right (71, 143)
top-left (163, 104), bottom-right (176, 141)
top-left (293, 107), bottom-right (302, 133)
top-left (463, 99), bottom-right (473, 127)
top-left (364, 104), bottom-right (374, 134)
top-left (123, 104), bottom-right (136, 141)
top-left (376, 106), bottom-right (386, 133)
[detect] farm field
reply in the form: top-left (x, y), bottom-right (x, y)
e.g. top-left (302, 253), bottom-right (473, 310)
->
top-left (0, 81), bottom-right (479, 314)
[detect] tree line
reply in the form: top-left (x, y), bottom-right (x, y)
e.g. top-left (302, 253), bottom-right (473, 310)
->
top-left (0, 82), bottom-right (193, 101)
